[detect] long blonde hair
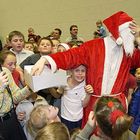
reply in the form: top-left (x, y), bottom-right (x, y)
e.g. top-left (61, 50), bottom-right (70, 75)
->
top-left (35, 122), bottom-right (70, 140)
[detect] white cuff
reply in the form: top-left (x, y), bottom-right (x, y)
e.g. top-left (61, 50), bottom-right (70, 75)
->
top-left (41, 55), bottom-right (57, 73)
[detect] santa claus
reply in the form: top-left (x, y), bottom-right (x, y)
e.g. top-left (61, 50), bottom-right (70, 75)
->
top-left (31, 11), bottom-right (140, 127)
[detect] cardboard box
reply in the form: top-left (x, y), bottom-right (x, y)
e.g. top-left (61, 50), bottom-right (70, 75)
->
top-left (24, 65), bottom-right (67, 92)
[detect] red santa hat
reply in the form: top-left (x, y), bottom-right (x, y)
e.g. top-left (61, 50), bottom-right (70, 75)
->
top-left (103, 11), bottom-right (133, 46)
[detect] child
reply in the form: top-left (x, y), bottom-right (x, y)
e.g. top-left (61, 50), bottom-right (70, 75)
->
top-left (16, 92), bottom-right (48, 140)
top-left (35, 122), bottom-right (70, 140)
top-left (0, 50), bottom-right (25, 87)
top-left (27, 104), bottom-right (60, 138)
top-left (0, 67), bottom-right (32, 140)
top-left (128, 68), bottom-right (140, 134)
top-left (24, 42), bottom-right (34, 52)
top-left (19, 37), bottom-right (53, 70)
top-left (95, 20), bottom-right (107, 38)
top-left (76, 96), bottom-right (136, 140)
top-left (19, 37), bottom-right (62, 105)
top-left (51, 39), bottom-right (60, 54)
top-left (57, 43), bottom-right (70, 52)
top-left (61, 65), bottom-right (93, 131)
top-left (8, 30), bottom-right (34, 65)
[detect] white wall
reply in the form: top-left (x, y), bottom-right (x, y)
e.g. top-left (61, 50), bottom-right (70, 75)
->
top-left (0, 0), bottom-right (140, 44)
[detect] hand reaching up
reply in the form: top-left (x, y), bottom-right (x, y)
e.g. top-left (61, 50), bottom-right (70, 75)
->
top-left (84, 84), bottom-right (94, 94)
top-left (88, 111), bottom-right (96, 129)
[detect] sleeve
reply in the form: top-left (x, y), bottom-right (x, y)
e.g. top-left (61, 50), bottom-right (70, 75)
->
top-left (4, 68), bottom-right (31, 104)
top-left (131, 49), bottom-right (140, 69)
top-left (47, 41), bottom-right (92, 71)
top-left (129, 74), bottom-right (137, 89)
top-left (76, 123), bottom-right (95, 140)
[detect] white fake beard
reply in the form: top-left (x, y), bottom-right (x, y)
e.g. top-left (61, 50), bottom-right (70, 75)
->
top-left (120, 27), bottom-right (135, 56)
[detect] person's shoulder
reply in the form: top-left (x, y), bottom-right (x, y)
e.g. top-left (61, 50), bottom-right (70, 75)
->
top-left (31, 53), bottom-right (41, 58)
top-left (22, 49), bottom-right (34, 55)
top-left (77, 36), bottom-right (84, 42)
top-left (128, 130), bottom-right (137, 140)
top-left (25, 53), bottom-right (40, 59)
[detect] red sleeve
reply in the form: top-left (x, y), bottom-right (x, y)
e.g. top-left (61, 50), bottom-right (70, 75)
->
top-left (131, 48), bottom-right (140, 69)
top-left (49, 40), bottom-right (94, 70)
top-left (127, 74), bottom-right (137, 88)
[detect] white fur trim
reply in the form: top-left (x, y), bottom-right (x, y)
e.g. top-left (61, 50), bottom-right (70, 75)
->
top-left (92, 92), bottom-right (122, 97)
top-left (42, 55), bottom-right (57, 73)
top-left (101, 37), bottom-right (123, 95)
top-left (60, 43), bottom-right (70, 50)
top-left (116, 21), bottom-right (132, 46)
top-left (119, 21), bottom-right (132, 32)
top-left (116, 37), bottom-right (123, 46)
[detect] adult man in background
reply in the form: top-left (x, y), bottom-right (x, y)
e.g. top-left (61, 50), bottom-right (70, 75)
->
top-left (65, 25), bottom-right (84, 45)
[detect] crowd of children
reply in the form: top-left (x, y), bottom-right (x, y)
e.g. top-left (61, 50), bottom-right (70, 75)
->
top-left (0, 11), bottom-right (140, 140)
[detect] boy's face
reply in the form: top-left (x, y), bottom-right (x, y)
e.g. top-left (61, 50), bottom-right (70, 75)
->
top-left (70, 27), bottom-right (78, 36)
top-left (135, 68), bottom-right (140, 82)
top-left (38, 39), bottom-right (52, 55)
top-left (10, 35), bottom-right (24, 53)
top-left (24, 43), bottom-right (34, 51)
top-left (71, 65), bottom-right (86, 83)
top-left (45, 105), bottom-right (59, 121)
top-left (52, 30), bottom-right (60, 39)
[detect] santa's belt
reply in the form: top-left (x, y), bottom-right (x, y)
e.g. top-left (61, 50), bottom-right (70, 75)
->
top-left (91, 92), bottom-right (122, 97)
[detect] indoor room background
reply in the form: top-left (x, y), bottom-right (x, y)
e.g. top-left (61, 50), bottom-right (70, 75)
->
top-left (0, 0), bottom-right (140, 44)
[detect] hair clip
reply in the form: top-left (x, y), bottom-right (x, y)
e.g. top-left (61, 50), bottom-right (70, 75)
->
top-left (110, 110), bottom-right (124, 125)
top-left (107, 101), bottom-right (114, 108)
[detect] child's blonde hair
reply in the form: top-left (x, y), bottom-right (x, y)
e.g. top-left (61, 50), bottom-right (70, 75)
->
top-left (27, 105), bottom-right (50, 136)
top-left (35, 122), bottom-right (70, 140)
top-left (95, 97), bottom-right (133, 140)
top-left (0, 50), bottom-right (16, 65)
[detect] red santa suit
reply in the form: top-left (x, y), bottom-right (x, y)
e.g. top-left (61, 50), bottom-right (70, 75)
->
top-left (42, 11), bottom-right (140, 127)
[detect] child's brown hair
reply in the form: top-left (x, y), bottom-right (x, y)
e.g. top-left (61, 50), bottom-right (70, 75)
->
top-left (37, 37), bottom-right (53, 47)
top-left (95, 96), bottom-right (133, 140)
top-left (8, 31), bottom-right (25, 42)
top-left (0, 50), bottom-right (16, 65)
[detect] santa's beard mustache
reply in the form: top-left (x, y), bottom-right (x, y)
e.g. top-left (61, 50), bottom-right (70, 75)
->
top-left (120, 27), bottom-right (135, 56)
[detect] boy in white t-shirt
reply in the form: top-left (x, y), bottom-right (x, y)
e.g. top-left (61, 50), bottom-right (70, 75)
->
top-left (60, 65), bottom-right (93, 131)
